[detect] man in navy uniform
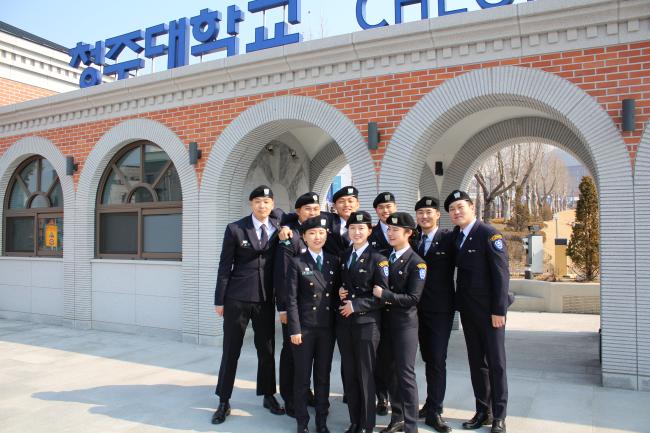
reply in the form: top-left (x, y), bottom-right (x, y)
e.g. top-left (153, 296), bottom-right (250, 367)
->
top-left (212, 185), bottom-right (285, 424)
top-left (374, 212), bottom-right (426, 433)
top-left (337, 211), bottom-right (389, 433)
top-left (444, 190), bottom-right (510, 433)
top-left (287, 216), bottom-right (340, 433)
top-left (368, 192), bottom-right (397, 416)
top-left (325, 186), bottom-right (361, 257)
top-left (414, 196), bottom-right (455, 433)
top-left (275, 192), bottom-right (322, 416)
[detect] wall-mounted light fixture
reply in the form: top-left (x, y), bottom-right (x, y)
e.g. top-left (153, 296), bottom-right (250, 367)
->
top-left (265, 143), bottom-right (274, 153)
top-left (367, 122), bottom-right (380, 150)
top-left (189, 142), bottom-right (202, 165)
top-left (289, 149), bottom-right (297, 159)
top-left (66, 156), bottom-right (78, 175)
top-left (622, 99), bottom-right (636, 132)
top-left (435, 161), bottom-right (443, 176)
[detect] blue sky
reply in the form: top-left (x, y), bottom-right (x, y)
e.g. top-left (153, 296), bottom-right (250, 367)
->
top-left (1, 0), bottom-right (531, 50)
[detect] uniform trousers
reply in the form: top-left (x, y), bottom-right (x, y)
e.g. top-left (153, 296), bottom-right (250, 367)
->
top-left (385, 325), bottom-right (419, 433)
top-left (418, 311), bottom-right (455, 416)
top-left (460, 310), bottom-right (508, 420)
top-left (337, 322), bottom-right (380, 429)
top-left (292, 326), bottom-right (336, 428)
top-left (216, 298), bottom-right (276, 400)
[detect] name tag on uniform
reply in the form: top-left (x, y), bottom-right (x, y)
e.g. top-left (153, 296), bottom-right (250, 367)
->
top-left (241, 240), bottom-right (251, 247)
top-left (302, 267), bottom-right (314, 276)
top-left (301, 248), bottom-right (307, 253)
top-left (359, 269), bottom-right (367, 273)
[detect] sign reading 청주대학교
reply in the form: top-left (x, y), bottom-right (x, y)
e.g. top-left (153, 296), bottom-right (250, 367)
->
top-left (69, 0), bottom-right (533, 88)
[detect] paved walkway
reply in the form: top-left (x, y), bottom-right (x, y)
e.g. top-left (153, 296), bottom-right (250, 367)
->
top-left (1, 312), bottom-right (648, 433)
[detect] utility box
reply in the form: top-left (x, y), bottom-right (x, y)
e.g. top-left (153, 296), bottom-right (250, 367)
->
top-left (527, 234), bottom-right (544, 274)
top-left (555, 238), bottom-right (568, 277)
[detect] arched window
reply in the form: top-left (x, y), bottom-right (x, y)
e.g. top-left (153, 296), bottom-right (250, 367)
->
top-left (97, 141), bottom-right (182, 260)
top-left (4, 156), bottom-right (63, 256)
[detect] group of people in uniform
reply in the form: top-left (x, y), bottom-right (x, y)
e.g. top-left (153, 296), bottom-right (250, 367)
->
top-left (212, 184), bottom-right (512, 433)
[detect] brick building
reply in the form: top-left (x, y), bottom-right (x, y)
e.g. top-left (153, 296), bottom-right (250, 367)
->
top-left (0, 0), bottom-right (649, 390)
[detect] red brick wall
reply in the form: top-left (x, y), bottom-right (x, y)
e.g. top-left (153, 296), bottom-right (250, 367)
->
top-left (1, 41), bottom-right (649, 185)
top-left (0, 77), bottom-right (57, 107)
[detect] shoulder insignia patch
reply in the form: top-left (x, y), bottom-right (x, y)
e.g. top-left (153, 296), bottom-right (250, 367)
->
top-left (493, 239), bottom-right (504, 251)
top-left (490, 234), bottom-right (503, 242)
top-left (378, 260), bottom-right (389, 268)
top-left (417, 263), bottom-right (427, 269)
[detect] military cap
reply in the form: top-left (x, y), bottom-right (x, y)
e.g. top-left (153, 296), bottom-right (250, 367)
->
top-left (332, 185), bottom-right (359, 203)
top-left (444, 190), bottom-right (472, 212)
top-left (346, 211), bottom-right (373, 228)
top-left (295, 192), bottom-right (320, 209)
top-left (373, 192), bottom-right (396, 209)
top-left (386, 212), bottom-right (417, 230)
top-left (415, 196), bottom-right (439, 211)
top-left (249, 185), bottom-right (273, 200)
top-left (300, 216), bottom-right (329, 234)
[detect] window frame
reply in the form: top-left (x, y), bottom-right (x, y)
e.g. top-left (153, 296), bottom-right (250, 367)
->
top-left (96, 141), bottom-right (182, 261)
top-left (3, 156), bottom-right (64, 257)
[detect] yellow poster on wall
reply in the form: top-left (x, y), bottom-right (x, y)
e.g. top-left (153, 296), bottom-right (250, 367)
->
top-left (45, 221), bottom-right (58, 248)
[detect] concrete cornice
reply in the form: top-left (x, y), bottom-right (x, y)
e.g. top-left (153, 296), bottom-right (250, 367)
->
top-left (0, 0), bottom-right (649, 138)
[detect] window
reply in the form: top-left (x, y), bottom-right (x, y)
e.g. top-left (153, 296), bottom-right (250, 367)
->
top-left (96, 141), bottom-right (182, 260)
top-left (3, 156), bottom-right (63, 256)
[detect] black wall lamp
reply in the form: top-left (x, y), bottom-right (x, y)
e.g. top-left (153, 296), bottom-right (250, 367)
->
top-left (189, 141), bottom-right (202, 165)
top-left (66, 156), bottom-right (78, 175)
top-left (367, 122), bottom-right (380, 150)
top-left (435, 161), bottom-right (444, 176)
top-left (622, 99), bottom-right (636, 132)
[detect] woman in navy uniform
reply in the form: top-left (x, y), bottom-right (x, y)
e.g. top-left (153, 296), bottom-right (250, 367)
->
top-left (414, 197), bottom-right (455, 433)
top-left (274, 192), bottom-right (322, 416)
top-left (337, 211), bottom-right (389, 433)
top-left (373, 212), bottom-right (426, 433)
top-left (444, 190), bottom-right (510, 433)
top-left (212, 185), bottom-right (285, 424)
top-left (368, 192), bottom-right (397, 417)
top-left (287, 216), bottom-right (340, 433)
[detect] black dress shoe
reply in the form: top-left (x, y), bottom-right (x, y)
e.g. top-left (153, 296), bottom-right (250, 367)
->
top-left (308, 389), bottom-right (316, 407)
top-left (344, 423), bottom-right (359, 433)
top-left (211, 401), bottom-right (230, 424)
top-left (298, 427), bottom-right (309, 433)
top-left (462, 411), bottom-right (492, 430)
top-left (425, 413), bottom-right (452, 433)
top-left (263, 395), bottom-right (286, 415)
top-left (379, 420), bottom-right (405, 433)
top-left (377, 399), bottom-right (389, 416)
top-left (285, 403), bottom-right (295, 418)
top-left (418, 403), bottom-right (428, 419)
top-left (491, 419), bottom-right (506, 433)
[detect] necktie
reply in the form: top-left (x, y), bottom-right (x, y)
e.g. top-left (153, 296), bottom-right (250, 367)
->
top-left (456, 231), bottom-right (465, 250)
top-left (389, 251), bottom-right (396, 264)
top-left (349, 251), bottom-right (358, 268)
top-left (260, 224), bottom-right (268, 249)
top-left (316, 255), bottom-right (322, 271)
top-left (418, 234), bottom-right (426, 256)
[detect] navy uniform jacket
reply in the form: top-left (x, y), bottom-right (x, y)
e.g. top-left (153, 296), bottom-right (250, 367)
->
top-left (337, 246), bottom-right (389, 325)
top-left (286, 251), bottom-right (341, 336)
top-left (322, 212), bottom-right (352, 257)
top-left (418, 229), bottom-right (456, 313)
top-left (214, 214), bottom-right (281, 306)
top-left (274, 220), bottom-right (308, 312)
top-left (381, 248), bottom-right (427, 329)
top-left (369, 223), bottom-right (391, 257)
top-left (453, 221), bottom-right (510, 317)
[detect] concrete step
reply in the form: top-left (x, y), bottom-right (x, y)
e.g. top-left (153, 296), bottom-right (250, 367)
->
top-left (510, 294), bottom-right (546, 312)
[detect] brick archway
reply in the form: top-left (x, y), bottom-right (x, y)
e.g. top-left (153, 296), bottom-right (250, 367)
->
top-left (75, 119), bottom-right (198, 336)
top-left (381, 66), bottom-right (637, 389)
top-left (198, 95), bottom-right (375, 339)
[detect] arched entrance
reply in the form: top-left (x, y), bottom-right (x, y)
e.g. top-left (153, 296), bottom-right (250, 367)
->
top-left (380, 66), bottom-right (636, 388)
top-left (198, 95), bottom-right (376, 340)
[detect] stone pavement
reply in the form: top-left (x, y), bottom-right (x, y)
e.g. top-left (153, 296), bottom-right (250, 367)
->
top-left (0, 312), bottom-right (649, 433)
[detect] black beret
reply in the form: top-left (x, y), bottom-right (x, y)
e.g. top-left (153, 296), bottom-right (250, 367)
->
top-left (373, 192), bottom-right (396, 209)
top-left (300, 216), bottom-right (329, 234)
top-left (346, 211), bottom-right (373, 228)
top-left (444, 190), bottom-right (472, 212)
top-left (415, 196), bottom-right (439, 211)
top-left (295, 192), bottom-right (320, 209)
top-left (249, 185), bottom-right (273, 200)
top-left (386, 212), bottom-right (416, 230)
top-left (332, 186), bottom-right (358, 203)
